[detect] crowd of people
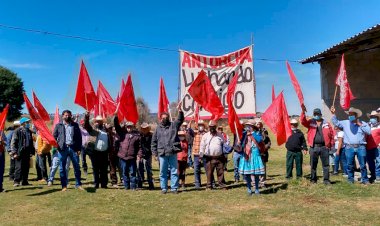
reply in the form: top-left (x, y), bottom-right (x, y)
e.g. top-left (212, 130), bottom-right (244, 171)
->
top-left (0, 105), bottom-right (379, 196)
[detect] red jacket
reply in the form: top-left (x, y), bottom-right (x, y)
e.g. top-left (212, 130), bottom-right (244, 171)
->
top-left (366, 125), bottom-right (380, 150)
top-left (177, 140), bottom-right (188, 161)
top-left (300, 112), bottom-right (334, 148)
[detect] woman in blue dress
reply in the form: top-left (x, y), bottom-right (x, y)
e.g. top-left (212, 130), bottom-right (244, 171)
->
top-left (239, 119), bottom-right (265, 195)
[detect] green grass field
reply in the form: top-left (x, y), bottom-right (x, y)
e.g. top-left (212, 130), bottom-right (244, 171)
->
top-left (1, 140), bottom-right (379, 226)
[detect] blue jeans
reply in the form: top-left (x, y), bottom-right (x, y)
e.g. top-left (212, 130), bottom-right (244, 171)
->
top-left (244, 174), bottom-right (259, 193)
top-left (159, 155), bottom-right (179, 191)
top-left (334, 148), bottom-right (348, 174)
top-left (187, 144), bottom-right (193, 167)
top-left (0, 152), bottom-right (5, 190)
top-left (193, 155), bottom-right (202, 188)
top-left (137, 156), bottom-right (154, 188)
top-left (120, 158), bottom-right (137, 189)
top-left (48, 152), bottom-right (60, 183)
top-left (345, 145), bottom-right (368, 183)
top-left (58, 147), bottom-right (82, 188)
top-left (366, 147), bottom-right (380, 181)
top-left (233, 152), bottom-right (241, 181)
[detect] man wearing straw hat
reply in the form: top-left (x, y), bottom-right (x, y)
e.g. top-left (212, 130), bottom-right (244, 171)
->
top-left (138, 122), bottom-right (154, 190)
top-left (84, 114), bottom-right (111, 189)
top-left (331, 106), bottom-right (371, 184)
top-left (200, 120), bottom-right (227, 190)
top-left (192, 120), bottom-right (207, 189)
top-left (10, 117), bottom-right (35, 187)
top-left (365, 110), bottom-right (380, 183)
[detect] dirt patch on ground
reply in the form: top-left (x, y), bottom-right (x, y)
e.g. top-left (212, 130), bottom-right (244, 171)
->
top-left (355, 198), bottom-right (380, 212)
top-left (302, 195), bottom-right (330, 205)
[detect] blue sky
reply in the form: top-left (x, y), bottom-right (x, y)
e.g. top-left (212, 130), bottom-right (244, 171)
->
top-left (0, 0), bottom-right (379, 115)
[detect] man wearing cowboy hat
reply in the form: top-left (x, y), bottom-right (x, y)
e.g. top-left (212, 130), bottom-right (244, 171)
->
top-left (6, 120), bottom-right (20, 181)
top-left (200, 120), bottom-right (226, 190)
top-left (301, 105), bottom-right (334, 184)
top-left (365, 110), bottom-right (380, 183)
top-left (192, 120), bottom-right (207, 189)
top-left (331, 106), bottom-right (371, 184)
top-left (84, 113), bottom-right (111, 189)
top-left (113, 115), bottom-right (142, 191)
top-left (285, 119), bottom-right (308, 179)
top-left (10, 117), bottom-right (35, 187)
top-left (137, 122), bottom-right (154, 190)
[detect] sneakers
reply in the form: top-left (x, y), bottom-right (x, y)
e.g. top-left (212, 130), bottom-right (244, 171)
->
top-left (171, 189), bottom-right (179, 194)
top-left (324, 180), bottom-right (332, 185)
top-left (254, 189), bottom-right (260, 195)
top-left (0, 188), bottom-right (6, 193)
top-left (247, 189), bottom-right (253, 196)
top-left (161, 189), bottom-right (167, 194)
top-left (47, 181), bottom-right (53, 187)
top-left (13, 182), bottom-right (20, 187)
top-left (62, 187), bottom-right (67, 192)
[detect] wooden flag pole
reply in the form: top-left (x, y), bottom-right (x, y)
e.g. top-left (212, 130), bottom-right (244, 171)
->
top-left (332, 85), bottom-right (338, 107)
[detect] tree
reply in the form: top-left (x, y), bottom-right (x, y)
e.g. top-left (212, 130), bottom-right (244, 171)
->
top-left (136, 97), bottom-right (152, 125)
top-left (0, 66), bottom-right (25, 121)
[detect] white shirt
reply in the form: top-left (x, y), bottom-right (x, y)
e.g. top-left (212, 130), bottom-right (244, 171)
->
top-left (334, 131), bottom-right (344, 149)
top-left (199, 132), bottom-right (224, 157)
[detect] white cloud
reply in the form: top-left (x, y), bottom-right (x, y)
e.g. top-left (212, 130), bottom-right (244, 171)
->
top-left (0, 58), bottom-right (46, 69)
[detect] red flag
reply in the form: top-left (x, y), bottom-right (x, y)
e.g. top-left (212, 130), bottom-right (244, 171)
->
top-left (97, 81), bottom-right (117, 117)
top-left (158, 77), bottom-right (170, 119)
top-left (261, 92), bottom-right (292, 146)
top-left (117, 74), bottom-right (138, 124)
top-left (227, 73), bottom-right (243, 140)
top-left (23, 93), bottom-right (57, 147)
top-left (116, 78), bottom-right (126, 120)
top-left (335, 54), bottom-right (355, 110)
top-left (0, 104), bottom-right (9, 132)
top-left (52, 106), bottom-right (59, 133)
top-left (32, 91), bottom-right (50, 121)
top-left (74, 60), bottom-right (97, 111)
top-left (286, 61), bottom-right (304, 106)
top-left (272, 85), bottom-right (276, 102)
top-left (188, 70), bottom-right (224, 120)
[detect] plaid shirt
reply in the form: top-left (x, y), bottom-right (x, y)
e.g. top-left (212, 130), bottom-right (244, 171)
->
top-left (192, 131), bottom-right (205, 156)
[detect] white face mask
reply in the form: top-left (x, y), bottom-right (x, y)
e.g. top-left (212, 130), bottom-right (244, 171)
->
top-left (199, 126), bottom-right (204, 132)
top-left (179, 137), bottom-right (185, 141)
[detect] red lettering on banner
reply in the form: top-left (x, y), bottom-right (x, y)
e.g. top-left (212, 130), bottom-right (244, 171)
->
top-left (218, 56), bottom-right (228, 68)
top-left (182, 52), bottom-right (191, 67)
top-left (210, 57), bottom-right (218, 69)
top-left (202, 56), bottom-right (208, 68)
top-left (227, 54), bottom-right (235, 67)
top-left (191, 54), bottom-right (201, 68)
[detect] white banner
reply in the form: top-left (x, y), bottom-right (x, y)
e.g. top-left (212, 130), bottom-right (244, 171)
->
top-left (179, 46), bottom-right (256, 119)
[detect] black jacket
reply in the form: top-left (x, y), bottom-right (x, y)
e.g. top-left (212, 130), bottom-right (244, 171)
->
top-left (140, 132), bottom-right (152, 159)
top-left (10, 127), bottom-right (35, 156)
top-left (285, 129), bottom-right (307, 152)
top-left (151, 111), bottom-right (184, 156)
top-left (53, 121), bottom-right (82, 152)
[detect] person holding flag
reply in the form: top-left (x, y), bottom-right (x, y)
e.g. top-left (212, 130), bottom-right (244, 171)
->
top-left (10, 117), bottom-right (35, 187)
top-left (301, 105), bottom-right (334, 185)
top-left (331, 106), bottom-right (371, 184)
top-left (152, 109), bottom-right (184, 194)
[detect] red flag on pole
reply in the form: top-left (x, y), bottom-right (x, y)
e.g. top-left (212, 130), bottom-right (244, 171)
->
top-left (286, 61), bottom-right (304, 106)
top-left (188, 70), bottom-right (224, 121)
top-left (52, 105), bottom-right (59, 133)
top-left (158, 77), bottom-right (170, 119)
top-left (272, 85), bottom-right (276, 102)
top-left (261, 92), bottom-right (292, 146)
top-left (227, 73), bottom-right (243, 140)
top-left (116, 78), bottom-right (126, 120)
top-left (117, 74), bottom-right (139, 124)
top-left (32, 91), bottom-right (50, 121)
top-left (23, 93), bottom-right (57, 147)
top-left (335, 54), bottom-right (355, 110)
top-left (74, 60), bottom-right (97, 111)
top-left (97, 81), bottom-right (116, 117)
top-left (0, 104), bottom-right (9, 132)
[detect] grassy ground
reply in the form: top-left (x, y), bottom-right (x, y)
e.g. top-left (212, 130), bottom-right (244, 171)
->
top-left (1, 132), bottom-right (379, 225)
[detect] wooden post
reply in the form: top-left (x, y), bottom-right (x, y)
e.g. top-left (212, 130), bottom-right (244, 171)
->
top-left (332, 85), bottom-right (338, 107)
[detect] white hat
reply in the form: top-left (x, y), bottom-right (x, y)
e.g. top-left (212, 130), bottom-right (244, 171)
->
top-left (178, 130), bottom-right (186, 136)
top-left (140, 122), bottom-right (150, 129)
top-left (13, 121), bottom-right (20, 126)
top-left (290, 119), bottom-right (298, 124)
top-left (95, 115), bottom-right (104, 121)
top-left (377, 107), bottom-right (380, 113)
top-left (345, 107), bottom-right (362, 118)
top-left (198, 120), bottom-right (205, 125)
top-left (182, 122), bottom-right (188, 126)
top-left (125, 121), bottom-right (134, 127)
top-left (244, 119), bottom-right (256, 126)
top-left (208, 120), bottom-right (217, 127)
top-left (367, 111), bottom-right (380, 118)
